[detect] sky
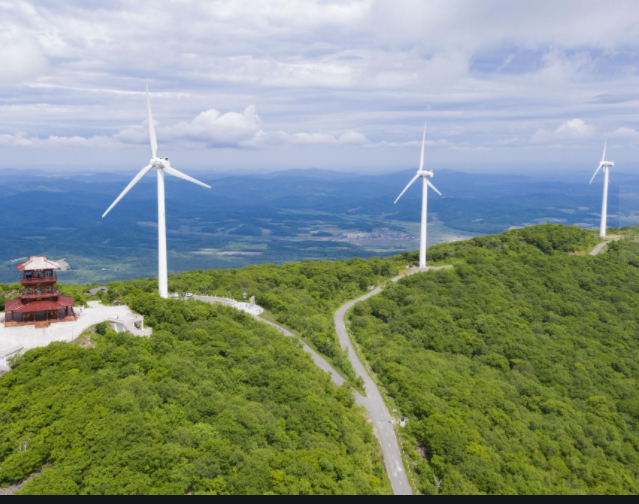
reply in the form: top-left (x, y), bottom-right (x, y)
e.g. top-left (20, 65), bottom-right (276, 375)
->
top-left (1, 0), bottom-right (639, 175)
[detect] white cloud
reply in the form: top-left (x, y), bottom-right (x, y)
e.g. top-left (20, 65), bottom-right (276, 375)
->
top-left (369, 0), bottom-right (639, 51)
top-left (266, 130), bottom-right (370, 146)
top-left (608, 127), bottom-right (639, 141)
top-left (1, 0), bottom-right (639, 169)
top-left (556, 119), bottom-right (597, 139)
top-left (0, 34), bottom-right (47, 84)
top-left (369, 139), bottom-right (450, 149)
top-left (117, 106), bottom-right (263, 148)
top-left (532, 119), bottom-right (597, 144)
top-left (0, 132), bottom-right (112, 148)
top-left (0, 132), bottom-right (33, 146)
top-left (533, 51), bottom-right (594, 86)
top-left (2, 105), bottom-right (370, 150)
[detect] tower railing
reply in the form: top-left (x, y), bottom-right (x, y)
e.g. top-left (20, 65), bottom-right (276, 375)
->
top-left (19, 289), bottom-right (61, 300)
top-left (19, 273), bottom-right (58, 285)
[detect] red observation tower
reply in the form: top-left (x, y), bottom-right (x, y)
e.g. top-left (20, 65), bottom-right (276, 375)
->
top-left (4, 256), bottom-right (76, 328)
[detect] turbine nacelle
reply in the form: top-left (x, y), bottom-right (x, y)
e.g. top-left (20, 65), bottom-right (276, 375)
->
top-left (418, 170), bottom-right (434, 178)
top-left (152, 157), bottom-right (171, 169)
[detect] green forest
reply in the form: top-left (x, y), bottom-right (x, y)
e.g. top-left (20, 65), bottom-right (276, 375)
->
top-left (349, 226), bottom-right (639, 494)
top-left (96, 255), bottom-right (408, 385)
top-left (0, 298), bottom-right (391, 495)
top-left (2, 224), bottom-right (638, 495)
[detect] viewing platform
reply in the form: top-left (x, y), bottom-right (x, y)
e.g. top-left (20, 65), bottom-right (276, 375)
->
top-left (4, 256), bottom-right (75, 329)
top-left (19, 289), bottom-right (61, 300)
top-left (0, 301), bottom-right (152, 358)
top-left (20, 273), bottom-right (58, 286)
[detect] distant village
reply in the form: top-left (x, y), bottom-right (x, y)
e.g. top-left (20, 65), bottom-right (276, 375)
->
top-left (341, 231), bottom-right (416, 241)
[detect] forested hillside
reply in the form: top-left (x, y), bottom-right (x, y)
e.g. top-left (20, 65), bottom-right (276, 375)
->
top-left (2, 224), bottom-right (636, 495)
top-left (349, 226), bottom-right (639, 494)
top-left (99, 256), bottom-right (408, 385)
top-left (0, 299), bottom-right (391, 495)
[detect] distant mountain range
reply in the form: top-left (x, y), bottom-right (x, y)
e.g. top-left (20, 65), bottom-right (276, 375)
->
top-left (0, 168), bottom-right (636, 284)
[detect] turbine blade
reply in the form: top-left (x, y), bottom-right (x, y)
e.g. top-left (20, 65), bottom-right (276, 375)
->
top-left (602, 139), bottom-right (607, 163)
top-left (427, 179), bottom-right (442, 196)
top-left (419, 123), bottom-right (427, 171)
top-left (164, 166), bottom-right (211, 189)
top-left (589, 164), bottom-right (603, 185)
top-left (147, 83), bottom-right (158, 158)
top-left (394, 174), bottom-right (420, 204)
top-left (102, 164), bottom-right (153, 218)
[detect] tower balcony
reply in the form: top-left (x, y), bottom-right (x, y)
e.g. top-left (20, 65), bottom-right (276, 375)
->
top-left (20, 289), bottom-right (61, 300)
top-left (20, 273), bottom-right (58, 285)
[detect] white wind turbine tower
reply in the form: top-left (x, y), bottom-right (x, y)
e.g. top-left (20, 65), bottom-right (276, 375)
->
top-left (103, 84), bottom-right (211, 298)
top-left (394, 125), bottom-right (442, 269)
top-left (589, 140), bottom-right (614, 239)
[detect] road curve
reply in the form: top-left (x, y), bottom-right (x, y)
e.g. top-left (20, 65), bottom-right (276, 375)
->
top-left (193, 269), bottom-right (455, 496)
top-left (334, 266), bottom-right (453, 496)
top-left (590, 241), bottom-right (611, 256)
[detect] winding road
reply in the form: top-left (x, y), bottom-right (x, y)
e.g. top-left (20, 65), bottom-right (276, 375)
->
top-left (335, 266), bottom-right (453, 496)
top-left (590, 237), bottom-right (623, 256)
top-left (195, 266), bottom-right (454, 496)
top-left (590, 241), bottom-right (612, 256)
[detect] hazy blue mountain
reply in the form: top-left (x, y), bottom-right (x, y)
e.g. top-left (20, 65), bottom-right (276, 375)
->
top-left (0, 168), bottom-right (634, 284)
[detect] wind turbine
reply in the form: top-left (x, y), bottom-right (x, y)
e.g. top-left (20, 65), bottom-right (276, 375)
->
top-left (394, 124), bottom-right (442, 269)
top-left (589, 140), bottom-right (614, 239)
top-left (102, 84), bottom-right (211, 298)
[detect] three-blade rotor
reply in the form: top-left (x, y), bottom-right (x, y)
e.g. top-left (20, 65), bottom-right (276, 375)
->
top-left (394, 123), bottom-right (442, 204)
top-left (590, 140), bottom-right (609, 185)
top-left (102, 84), bottom-right (211, 218)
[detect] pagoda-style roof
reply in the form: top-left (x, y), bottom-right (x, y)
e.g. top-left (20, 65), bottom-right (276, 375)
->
top-left (5, 297), bottom-right (75, 313)
top-left (17, 256), bottom-right (61, 272)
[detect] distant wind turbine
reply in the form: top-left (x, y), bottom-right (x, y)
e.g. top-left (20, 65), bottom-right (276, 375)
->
top-left (102, 84), bottom-right (211, 298)
top-left (589, 140), bottom-right (614, 239)
top-left (394, 124), bottom-right (442, 269)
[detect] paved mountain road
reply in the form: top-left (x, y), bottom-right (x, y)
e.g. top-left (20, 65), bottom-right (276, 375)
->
top-left (590, 237), bottom-right (622, 256)
top-left (335, 265), bottom-right (453, 496)
top-left (195, 267), bottom-right (453, 496)
top-left (590, 241), bottom-right (611, 256)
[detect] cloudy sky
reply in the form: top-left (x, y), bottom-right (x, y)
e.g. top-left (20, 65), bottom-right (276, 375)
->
top-left (1, 0), bottom-right (639, 174)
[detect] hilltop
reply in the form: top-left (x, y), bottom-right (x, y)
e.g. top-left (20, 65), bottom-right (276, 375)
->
top-left (349, 226), bottom-right (639, 494)
top-left (1, 224), bottom-right (638, 495)
top-left (0, 299), bottom-right (391, 495)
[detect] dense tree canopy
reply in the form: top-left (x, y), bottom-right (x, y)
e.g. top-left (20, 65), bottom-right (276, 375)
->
top-left (349, 225), bottom-right (639, 495)
top-left (99, 256), bottom-right (407, 384)
top-left (0, 299), bottom-right (390, 495)
top-left (3, 224), bottom-right (635, 495)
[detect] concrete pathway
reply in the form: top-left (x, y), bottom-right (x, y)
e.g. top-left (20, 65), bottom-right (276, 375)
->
top-left (0, 301), bottom-right (145, 355)
top-left (192, 295), bottom-right (264, 316)
top-left (590, 236), bottom-right (623, 256)
top-left (334, 266), bottom-right (451, 496)
top-left (590, 241), bottom-right (611, 256)
top-left (193, 268), bottom-right (454, 496)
